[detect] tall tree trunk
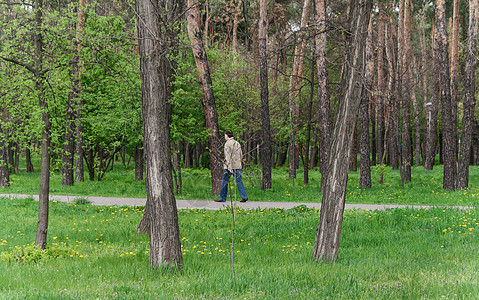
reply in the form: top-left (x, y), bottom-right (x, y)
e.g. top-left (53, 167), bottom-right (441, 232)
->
top-left (26, 147), bottom-right (34, 173)
top-left (456, 0), bottom-right (479, 189)
top-left (259, 0), bottom-right (272, 190)
top-left (187, 0), bottom-right (222, 195)
top-left (359, 14), bottom-right (373, 189)
top-left (411, 56), bottom-right (422, 166)
top-left (172, 141), bottom-right (182, 194)
top-left (13, 141), bottom-right (19, 174)
top-left (135, 146), bottom-right (143, 181)
top-left (436, 0), bottom-right (456, 190)
top-left (316, 0), bottom-right (331, 190)
top-left (288, 0), bottom-right (311, 180)
top-left (419, 6), bottom-right (429, 166)
top-left (313, 0), bottom-right (372, 262)
top-left (376, 6), bottom-right (386, 166)
top-left (34, 0), bottom-right (50, 250)
top-left (400, 0), bottom-right (412, 182)
top-left (450, 0), bottom-right (459, 159)
top-left (184, 140), bottom-right (191, 168)
top-left (232, 0), bottom-right (243, 56)
top-left (0, 127), bottom-right (9, 188)
top-left (75, 0), bottom-right (85, 183)
top-left (136, 0), bottom-right (183, 269)
top-left (386, 16), bottom-right (399, 170)
top-left (349, 121), bottom-right (358, 172)
top-left (424, 24), bottom-right (439, 170)
top-left (304, 41), bottom-right (315, 185)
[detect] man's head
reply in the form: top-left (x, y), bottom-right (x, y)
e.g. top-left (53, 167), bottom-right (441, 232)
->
top-left (224, 130), bottom-right (233, 140)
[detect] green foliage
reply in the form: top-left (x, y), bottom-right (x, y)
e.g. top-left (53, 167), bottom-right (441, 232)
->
top-left (0, 244), bottom-right (76, 263)
top-left (72, 197), bottom-right (91, 205)
top-left (371, 164), bottom-right (392, 184)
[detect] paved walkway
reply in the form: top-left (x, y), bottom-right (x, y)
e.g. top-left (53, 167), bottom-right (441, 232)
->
top-left (1, 193), bottom-right (474, 211)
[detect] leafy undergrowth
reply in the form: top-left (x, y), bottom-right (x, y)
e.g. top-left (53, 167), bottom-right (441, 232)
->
top-left (1, 197), bottom-right (479, 298)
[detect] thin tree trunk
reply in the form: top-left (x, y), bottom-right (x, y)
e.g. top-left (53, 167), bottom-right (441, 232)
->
top-left (135, 146), bottom-right (143, 181)
top-left (359, 14), bottom-right (373, 189)
top-left (436, 0), bottom-right (456, 190)
top-left (400, 0), bottom-right (412, 182)
top-left (411, 56), bottom-right (422, 166)
top-left (386, 16), bottom-right (399, 170)
top-left (450, 0), bottom-right (459, 159)
top-left (184, 140), bottom-right (191, 169)
top-left (187, 0), bottom-right (222, 195)
top-left (75, 0), bottom-right (85, 183)
top-left (456, 0), bottom-right (479, 189)
top-left (304, 41), bottom-right (315, 185)
top-left (313, 0), bottom-right (372, 262)
top-left (0, 127), bottom-right (9, 188)
top-left (289, 0), bottom-right (311, 180)
top-left (232, 0), bottom-right (243, 56)
top-left (13, 141), bottom-right (19, 174)
top-left (172, 141), bottom-right (182, 194)
top-left (419, 6), bottom-right (429, 167)
top-left (35, 0), bottom-right (50, 250)
top-left (26, 147), bottom-right (34, 173)
top-left (136, 0), bottom-right (183, 269)
top-left (376, 6), bottom-right (386, 168)
top-left (259, 0), bottom-right (272, 190)
top-left (424, 24), bottom-right (439, 170)
top-left (349, 121), bottom-right (358, 172)
top-left (316, 0), bottom-right (331, 189)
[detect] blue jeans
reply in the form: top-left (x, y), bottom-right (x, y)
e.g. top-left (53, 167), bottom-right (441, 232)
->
top-left (220, 169), bottom-right (248, 201)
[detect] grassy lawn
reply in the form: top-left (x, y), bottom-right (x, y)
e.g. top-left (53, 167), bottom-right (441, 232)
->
top-left (1, 197), bottom-right (478, 298)
top-left (2, 157), bottom-right (479, 206)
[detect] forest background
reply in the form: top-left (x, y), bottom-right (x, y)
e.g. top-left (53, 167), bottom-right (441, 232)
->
top-left (1, 0), bottom-right (479, 272)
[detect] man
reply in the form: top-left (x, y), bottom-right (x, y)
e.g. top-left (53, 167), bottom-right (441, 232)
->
top-left (215, 130), bottom-right (248, 202)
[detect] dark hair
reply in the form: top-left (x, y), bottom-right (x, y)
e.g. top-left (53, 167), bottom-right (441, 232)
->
top-left (224, 130), bottom-right (233, 138)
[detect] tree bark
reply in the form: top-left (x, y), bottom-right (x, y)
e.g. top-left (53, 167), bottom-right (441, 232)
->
top-left (411, 55), bottom-right (422, 166)
top-left (456, 0), bottom-right (479, 189)
top-left (359, 14), bottom-right (373, 189)
top-left (436, 0), bottom-right (456, 190)
top-left (184, 140), bottom-right (191, 168)
top-left (259, 0), bottom-right (272, 190)
top-left (288, 0), bottom-right (311, 180)
top-left (419, 6), bottom-right (429, 167)
top-left (187, 0), bottom-right (222, 195)
top-left (75, 0), bottom-right (85, 183)
top-left (349, 121), bottom-right (358, 172)
top-left (34, 0), bottom-right (50, 250)
top-left (315, 0), bottom-right (331, 189)
top-left (26, 147), bottom-right (34, 173)
top-left (136, 0), bottom-right (183, 269)
top-left (424, 24), bottom-right (439, 170)
top-left (304, 41), bottom-right (315, 185)
top-left (232, 0), bottom-right (243, 56)
top-left (0, 126), bottom-right (9, 188)
top-left (450, 0), bottom-right (459, 159)
top-left (376, 6), bottom-right (386, 166)
top-left (385, 16), bottom-right (399, 170)
top-left (135, 146), bottom-right (143, 181)
top-left (313, 0), bottom-right (372, 262)
top-left (400, 0), bottom-right (412, 182)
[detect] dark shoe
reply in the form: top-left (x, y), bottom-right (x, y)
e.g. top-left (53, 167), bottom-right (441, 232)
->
top-left (240, 198), bottom-right (248, 203)
top-left (214, 199), bottom-right (226, 202)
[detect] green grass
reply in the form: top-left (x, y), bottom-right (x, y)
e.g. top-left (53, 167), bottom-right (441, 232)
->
top-left (2, 156), bottom-right (479, 206)
top-left (1, 197), bottom-right (479, 298)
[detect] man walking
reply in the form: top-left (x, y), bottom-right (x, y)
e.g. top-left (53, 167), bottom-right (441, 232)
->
top-left (215, 130), bottom-right (248, 203)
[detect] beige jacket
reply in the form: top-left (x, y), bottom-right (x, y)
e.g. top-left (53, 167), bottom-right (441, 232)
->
top-left (223, 138), bottom-right (242, 170)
